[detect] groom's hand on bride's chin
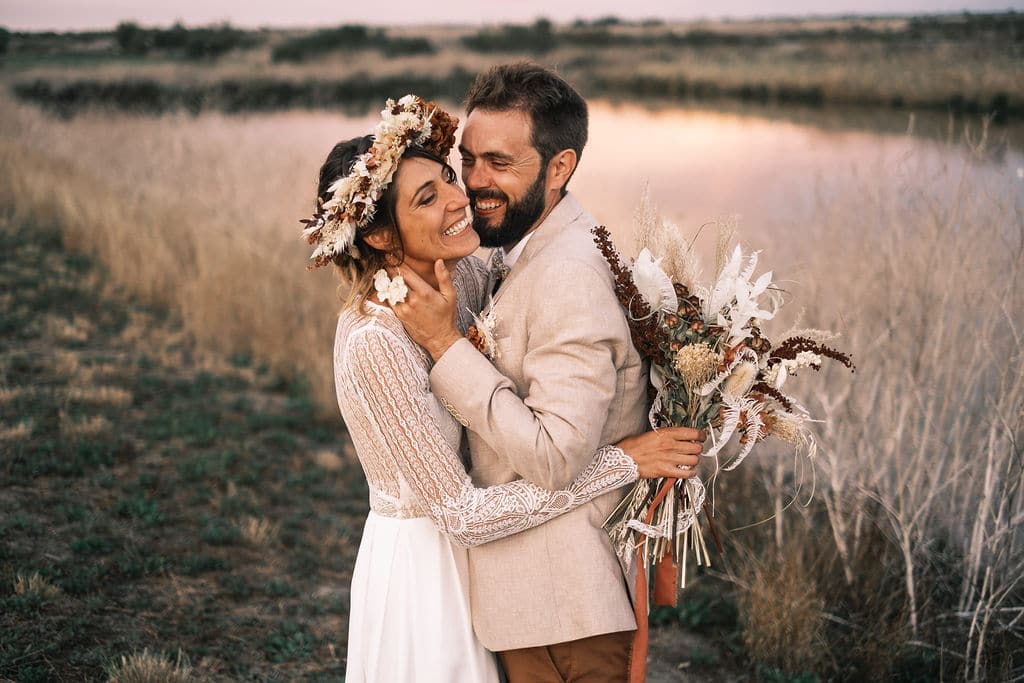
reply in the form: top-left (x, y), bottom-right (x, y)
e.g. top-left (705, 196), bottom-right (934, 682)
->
top-left (393, 260), bottom-right (462, 361)
top-left (617, 427), bottom-right (706, 479)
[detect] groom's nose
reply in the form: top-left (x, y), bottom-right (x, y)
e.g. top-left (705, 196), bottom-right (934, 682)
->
top-left (462, 163), bottom-right (491, 192)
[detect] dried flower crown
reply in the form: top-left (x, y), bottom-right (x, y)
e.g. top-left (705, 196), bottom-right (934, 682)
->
top-left (301, 94), bottom-right (459, 269)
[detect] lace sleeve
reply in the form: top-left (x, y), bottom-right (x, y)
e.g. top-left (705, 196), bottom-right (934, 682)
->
top-left (342, 326), bottom-right (638, 547)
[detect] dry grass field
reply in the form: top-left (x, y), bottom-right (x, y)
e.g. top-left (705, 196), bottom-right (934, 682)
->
top-left (2, 13), bottom-right (1023, 682)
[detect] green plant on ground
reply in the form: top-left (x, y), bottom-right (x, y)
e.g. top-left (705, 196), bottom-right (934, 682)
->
top-left (262, 621), bottom-right (315, 663)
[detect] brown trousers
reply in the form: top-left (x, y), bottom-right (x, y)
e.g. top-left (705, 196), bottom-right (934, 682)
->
top-left (498, 630), bottom-right (635, 683)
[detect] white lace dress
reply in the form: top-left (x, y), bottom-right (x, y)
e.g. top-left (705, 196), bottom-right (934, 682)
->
top-left (335, 256), bottom-right (639, 682)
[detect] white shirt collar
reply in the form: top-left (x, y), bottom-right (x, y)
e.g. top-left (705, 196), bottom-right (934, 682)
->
top-left (500, 230), bottom-right (536, 270)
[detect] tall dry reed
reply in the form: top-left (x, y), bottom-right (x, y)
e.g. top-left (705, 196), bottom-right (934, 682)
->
top-left (722, 124), bottom-right (1023, 678)
top-left (0, 97), bottom-right (373, 409)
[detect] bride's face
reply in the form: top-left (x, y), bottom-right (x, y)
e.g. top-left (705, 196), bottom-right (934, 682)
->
top-left (390, 156), bottom-right (478, 270)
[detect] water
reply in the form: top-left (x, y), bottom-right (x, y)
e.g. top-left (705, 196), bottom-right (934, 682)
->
top-left (567, 102), bottom-right (1024, 254)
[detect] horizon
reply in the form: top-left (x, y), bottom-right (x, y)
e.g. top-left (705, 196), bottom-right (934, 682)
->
top-left (1, 0), bottom-right (1019, 32)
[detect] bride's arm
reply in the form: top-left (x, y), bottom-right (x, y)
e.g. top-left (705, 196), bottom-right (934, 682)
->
top-left (341, 326), bottom-right (638, 548)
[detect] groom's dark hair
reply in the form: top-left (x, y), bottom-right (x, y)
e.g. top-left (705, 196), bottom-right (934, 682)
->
top-left (465, 62), bottom-right (588, 192)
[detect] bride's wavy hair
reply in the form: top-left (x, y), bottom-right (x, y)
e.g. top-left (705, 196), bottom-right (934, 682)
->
top-left (315, 136), bottom-right (447, 311)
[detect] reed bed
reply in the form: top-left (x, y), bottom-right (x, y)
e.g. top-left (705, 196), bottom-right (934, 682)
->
top-left (1, 91), bottom-right (1021, 679)
top-left (0, 96), bottom-right (351, 409)
top-left (727, 129), bottom-right (1024, 679)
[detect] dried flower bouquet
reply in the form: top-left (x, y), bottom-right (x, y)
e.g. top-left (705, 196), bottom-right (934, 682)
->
top-left (594, 192), bottom-right (854, 605)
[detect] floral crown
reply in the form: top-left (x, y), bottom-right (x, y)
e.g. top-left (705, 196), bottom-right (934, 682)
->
top-left (302, 94), bottom-right (459, 270)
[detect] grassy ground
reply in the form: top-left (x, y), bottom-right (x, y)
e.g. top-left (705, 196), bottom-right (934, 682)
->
top-left (0, 213), bottom-right (749, 681)
top-left (0, 215), bottom-right (367, 681)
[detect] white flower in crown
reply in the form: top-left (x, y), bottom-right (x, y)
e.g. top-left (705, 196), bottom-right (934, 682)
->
top-left (373, 269), bottom-right (408, 306)
top-left (396, 93), bottom-right (420, 108)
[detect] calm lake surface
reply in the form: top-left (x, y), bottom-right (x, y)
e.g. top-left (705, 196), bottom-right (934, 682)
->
top-left (572, 102), bottom-right (1024, 252)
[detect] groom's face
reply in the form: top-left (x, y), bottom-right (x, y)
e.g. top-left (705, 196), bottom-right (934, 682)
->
top-left (459, 108), bottom-right (549, 249)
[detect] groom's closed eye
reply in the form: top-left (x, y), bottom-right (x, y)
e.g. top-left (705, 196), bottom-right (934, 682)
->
top-left (459, 148), bottom-right (514, 169)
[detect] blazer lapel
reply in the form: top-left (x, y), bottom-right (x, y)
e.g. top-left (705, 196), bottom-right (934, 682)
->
top-left (489, 193), bottom-right (590, 308)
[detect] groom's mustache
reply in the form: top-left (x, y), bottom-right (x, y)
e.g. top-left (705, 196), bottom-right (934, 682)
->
top-left (467, 188), bottom-right (508, 203)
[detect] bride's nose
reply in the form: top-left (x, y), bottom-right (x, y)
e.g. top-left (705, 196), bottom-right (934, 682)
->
top-left (446, 187), bottom-right (469, 212)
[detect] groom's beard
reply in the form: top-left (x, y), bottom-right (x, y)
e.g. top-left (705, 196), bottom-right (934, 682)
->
top-left (470, 171), bottom-right (547, 249)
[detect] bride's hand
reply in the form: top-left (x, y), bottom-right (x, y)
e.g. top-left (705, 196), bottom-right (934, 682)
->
top-left (615, 427), bottom-right (706, 479)
top-left (392, 260), bottom-right (462, 361)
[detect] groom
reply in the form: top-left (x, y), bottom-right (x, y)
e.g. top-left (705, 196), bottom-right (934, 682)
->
top-left (396, 63), bottom-right (703, 681)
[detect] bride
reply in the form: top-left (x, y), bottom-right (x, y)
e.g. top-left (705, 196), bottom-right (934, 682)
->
top-left (302, 95), bottom-right (704, 681)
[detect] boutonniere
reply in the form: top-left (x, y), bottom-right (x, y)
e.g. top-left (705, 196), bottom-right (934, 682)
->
top-left (467, 305), bottom-right (498, 360)
top-left (373, 269), bottom-right (408, 306)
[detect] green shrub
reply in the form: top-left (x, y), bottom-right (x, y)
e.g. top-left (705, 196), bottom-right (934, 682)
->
top-left (218, 573), bottom-right (253, 598)
top-left (179, 554), bottom-right (227, 575)
top-left (152, 22), bottom-right (188, 49)
top-left (200, 516), bottom-right (241, 546)
top-left (12, 70), bottom-right (478, 117)
top-left (114, 22), bottom-right (150, 55)
top-left (263, 621), bottom-right (314, 662)
top-left (114, 495), bottom-right (163, 527)
top-left (272, 25), bottom-right (373, 62)
top-left (461, 19), bottom-right (555, 54)
top-left (112, 549), bottom-right (166, 579)
top-left (183, 25), bottom-right (252, 60)
top-left (71, 535), bottom-right (116, 556)
top-left (177, 449), bottom-right (238, 483)
top-left (381, 36), bottom-right (434, 57)
top-left (265, 579), bottom-right (299, 598)
top-left (114, 21), bottom-right (257, 60)
top-left (271, 25), bottom-right (433, 62)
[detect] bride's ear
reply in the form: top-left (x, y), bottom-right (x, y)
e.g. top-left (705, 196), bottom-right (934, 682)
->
top-left (363, 227), bottom-right (395, 253)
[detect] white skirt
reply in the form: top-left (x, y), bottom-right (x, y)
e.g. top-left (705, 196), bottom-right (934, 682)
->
top-left (345, 511), bottom-right (501, 683)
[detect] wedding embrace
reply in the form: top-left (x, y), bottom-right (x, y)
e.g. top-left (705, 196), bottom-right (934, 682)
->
top-left (303, 62), bottom-right (706, 682)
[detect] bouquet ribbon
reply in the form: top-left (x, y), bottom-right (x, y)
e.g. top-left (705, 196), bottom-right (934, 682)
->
top-left (627, 479), bottom-right (724, 683)
top-left (628, 478), bottom-right (677, 683)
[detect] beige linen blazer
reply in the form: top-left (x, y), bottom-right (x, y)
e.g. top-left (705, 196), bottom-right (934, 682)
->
top-left (430, 193), bottom-right (648, 651)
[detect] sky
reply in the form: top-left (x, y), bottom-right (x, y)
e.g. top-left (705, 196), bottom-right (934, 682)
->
top-left (2, 0), bottom-right (1020, 31)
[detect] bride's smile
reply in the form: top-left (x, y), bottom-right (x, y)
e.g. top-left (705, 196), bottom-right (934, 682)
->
top-left (380, 156), bottom-right (480, 283)
top-left (442, 213), bottom-right (472, 237)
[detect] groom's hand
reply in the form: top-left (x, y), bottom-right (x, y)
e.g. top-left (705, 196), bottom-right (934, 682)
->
top-left (393, 260), bottom-right (462, 361)
top-left (616, 427), bottom-right (706, 479)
